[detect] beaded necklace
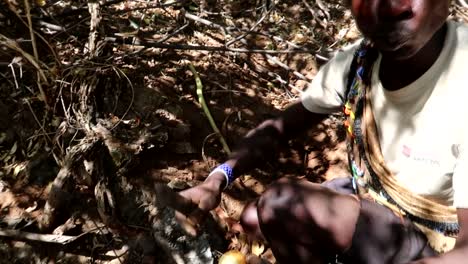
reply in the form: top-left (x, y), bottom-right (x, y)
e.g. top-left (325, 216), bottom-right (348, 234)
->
top-left (343, 40), bottom-right (459, 253)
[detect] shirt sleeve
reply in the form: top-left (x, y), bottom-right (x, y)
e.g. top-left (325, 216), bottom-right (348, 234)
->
top-left (301, 41), bottom-right (361, 114)
top-left (453, 143), bottom-right (468, 208)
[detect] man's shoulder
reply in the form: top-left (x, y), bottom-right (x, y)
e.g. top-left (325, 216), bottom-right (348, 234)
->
top-left (334, 40), bottom-right (363, 58)
top-left (322, 40), bottom-right (363, 71)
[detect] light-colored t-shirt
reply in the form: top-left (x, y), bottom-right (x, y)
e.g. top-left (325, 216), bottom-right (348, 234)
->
top-left (301, 21), bottom-right (468, 208)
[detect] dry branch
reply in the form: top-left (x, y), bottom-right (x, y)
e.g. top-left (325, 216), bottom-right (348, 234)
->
top-left (301, 0), bottom-right (327, 29)
top-left (0, 34), bottom-right (49, 84)
top-left (87, 2), bottom-right (102, 57)
top-left (225, 4), bottom-right (273, 47)
top-left (0, 229), bottom-right (83, 244)
top-left (183, 12), bottom-right (312, 80)
top-left (457, 0), bottom-right (468, 8)
top-left (106, 37), bottom-right (315, 54)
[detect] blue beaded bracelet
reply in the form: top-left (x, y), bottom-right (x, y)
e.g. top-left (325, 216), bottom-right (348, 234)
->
top-left (208, 163), bottom-right (235, 190)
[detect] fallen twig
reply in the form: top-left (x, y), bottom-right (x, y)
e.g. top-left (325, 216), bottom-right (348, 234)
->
top-left (155, 22), bottom-right (190, 44)
top-left (242, 56), bottom-right (303, 96)
top-left (301, 0), bottom-right (327, 29)
top-left (0, 229), bottom-right (83, 244)
top-left (315, 0), bottom-right (331, 20)
top-left (184, 12), bottom-right (315, 53)
top-left (24, 0), bottom-right (49, 108)
top-left (225, 3), bottom-right (273, 47)
top-left (182, 11), bottom-right (314, 84)
top-left (106, 37), bottom-right (315, 54)
top-left (266, 56), bottom-right (310, 81)
top-left (38, 20), bottom-right (66, 32)
top-left (24, 98), bottom-right (53, 146)
top-left (457, 0), bottom-right (468, 8)
top-left (201, 133), bottom-right (219, 164)
top-left (454, 5), bottom-right (468, 23)
top-left (4, 2), bottom-right (61, 67)
top-left (184, 12), bottom-right (226, 32)
top-left (0, 34), bottom-right (49, 85)
top-left (87, 2), bottom-right (101, 57)
top-left (109, 66), bottom-right (135, 131)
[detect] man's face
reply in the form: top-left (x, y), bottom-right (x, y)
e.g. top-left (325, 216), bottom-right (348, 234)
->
top-left (347, 0), bottom-right (450, 59)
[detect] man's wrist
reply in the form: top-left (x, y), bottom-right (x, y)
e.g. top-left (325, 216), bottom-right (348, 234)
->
top-left (204, 172), bottom-right (227, 192)
top-left (206, 163), bottom-right (235, 190)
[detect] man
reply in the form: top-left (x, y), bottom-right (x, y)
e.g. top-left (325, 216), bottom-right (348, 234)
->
top-left (178, 0), bottom-right (468, 263)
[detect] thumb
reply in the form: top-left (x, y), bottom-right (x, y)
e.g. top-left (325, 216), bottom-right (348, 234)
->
top-left (175, 210), bottom-right (199, 236)
top-left (155, 183), bottom-right (198, 215)
top-left (198, 193), bottom-right (220, 212)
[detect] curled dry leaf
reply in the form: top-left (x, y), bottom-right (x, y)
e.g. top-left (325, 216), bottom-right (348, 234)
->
top-left (25, 201), bottom-right (38, 213)
top-left (9, 142), bottom-right (17, 155)
top-left (251, 241), bottom-right (264, 256)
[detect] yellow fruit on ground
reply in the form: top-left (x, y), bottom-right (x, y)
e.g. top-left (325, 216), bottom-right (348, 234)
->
top-left (218, 250), bottom-right (247, 264)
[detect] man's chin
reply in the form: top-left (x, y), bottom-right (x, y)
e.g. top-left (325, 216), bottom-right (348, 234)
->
top-left (378, 43), bottom-right (422, 61)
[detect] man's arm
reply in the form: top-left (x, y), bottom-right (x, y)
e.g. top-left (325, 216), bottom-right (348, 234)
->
top-left (208, 101), bottom-right (328, 188)
top-left (410, 209), bottom-right (468, 264)
top-left (176, 101), bottom-right (328, 224)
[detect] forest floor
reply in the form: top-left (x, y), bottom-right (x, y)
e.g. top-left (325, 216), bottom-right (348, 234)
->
top-left (0, 1), bottom-right (467, 263)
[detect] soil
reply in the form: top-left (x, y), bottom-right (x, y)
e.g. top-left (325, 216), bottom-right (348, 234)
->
top-left (0, 1), bottom-right (465, 263)
top-left (0, 45), bottom-right (349, 262)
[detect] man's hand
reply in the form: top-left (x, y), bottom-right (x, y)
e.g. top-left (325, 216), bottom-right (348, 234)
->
top-left (174, 101), bottom-right (325, 235)
top-left (408, 209), bottom-right (468, 264)
top-left (175, 172), bottom-right (226, 234)
top-left (181, 172), bottom-right (225, 211)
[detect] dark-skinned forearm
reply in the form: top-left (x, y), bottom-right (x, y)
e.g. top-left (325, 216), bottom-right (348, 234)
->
top-left (223, 101), bottom-right (328, 178)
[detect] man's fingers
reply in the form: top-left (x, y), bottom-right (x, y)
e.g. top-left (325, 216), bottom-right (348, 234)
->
top-left (175, 210), bottom-right (199, 236)
top-left (154, 183), bottom-right (199, 215)
top-left (155, 183), bottom-right (219, 235)
top-left (175, 206), bottom-right (209, 236)
top-left (190, 206), bottom-right (208, 223)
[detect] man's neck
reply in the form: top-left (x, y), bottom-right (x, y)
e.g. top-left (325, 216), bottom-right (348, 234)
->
top-left (379, 23), bottom-right (448, 91)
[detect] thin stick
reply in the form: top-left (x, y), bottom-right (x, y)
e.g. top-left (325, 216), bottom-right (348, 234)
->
top-left (23, 0), bottom-right (39, 61)
top-left (24, 0), bottom-right (49, 108)
top-left (201, 133), bottom-right (219, 164)
top-left (183, 12), bottom-right (315, 54)
top-left (37, 20), bottom-right (66, 32)
top-left (457, 0), bottom-right (468, 8)
top-left (106, 37), bottom-right (314, 54)
top-left (106, 12), bottom-right (315, 54)
top-left (184, 13), bottom-right (226, 31)
top-left (0, 229), bottom-right (79, 244)
top-left (230, 30), bottom-right (312, 83)
top-left (87, 2), bottom-right (101, 56)
top-left (301, 0), bottom-right (327, 29)
top-left (266, 55), bottom-right (310, 81)
top-left (155, 22), bottom-right (189, 44)
top-left (182, 11), bottom-right (312, 88)
top-left (5, 2), bottom-right (61, 67)
top-left (188, 64), bottom-right (231, 155)
top-left (315, 0), bottom-right (331, 20)
top-left (0, 34), bottom-right (47, 82)
top-left (25, 99), bottom-right (53, 145)
top-left (226, 4), bottom-right (272, 47)
top-left (109, 66), bottom-right (135, 131)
